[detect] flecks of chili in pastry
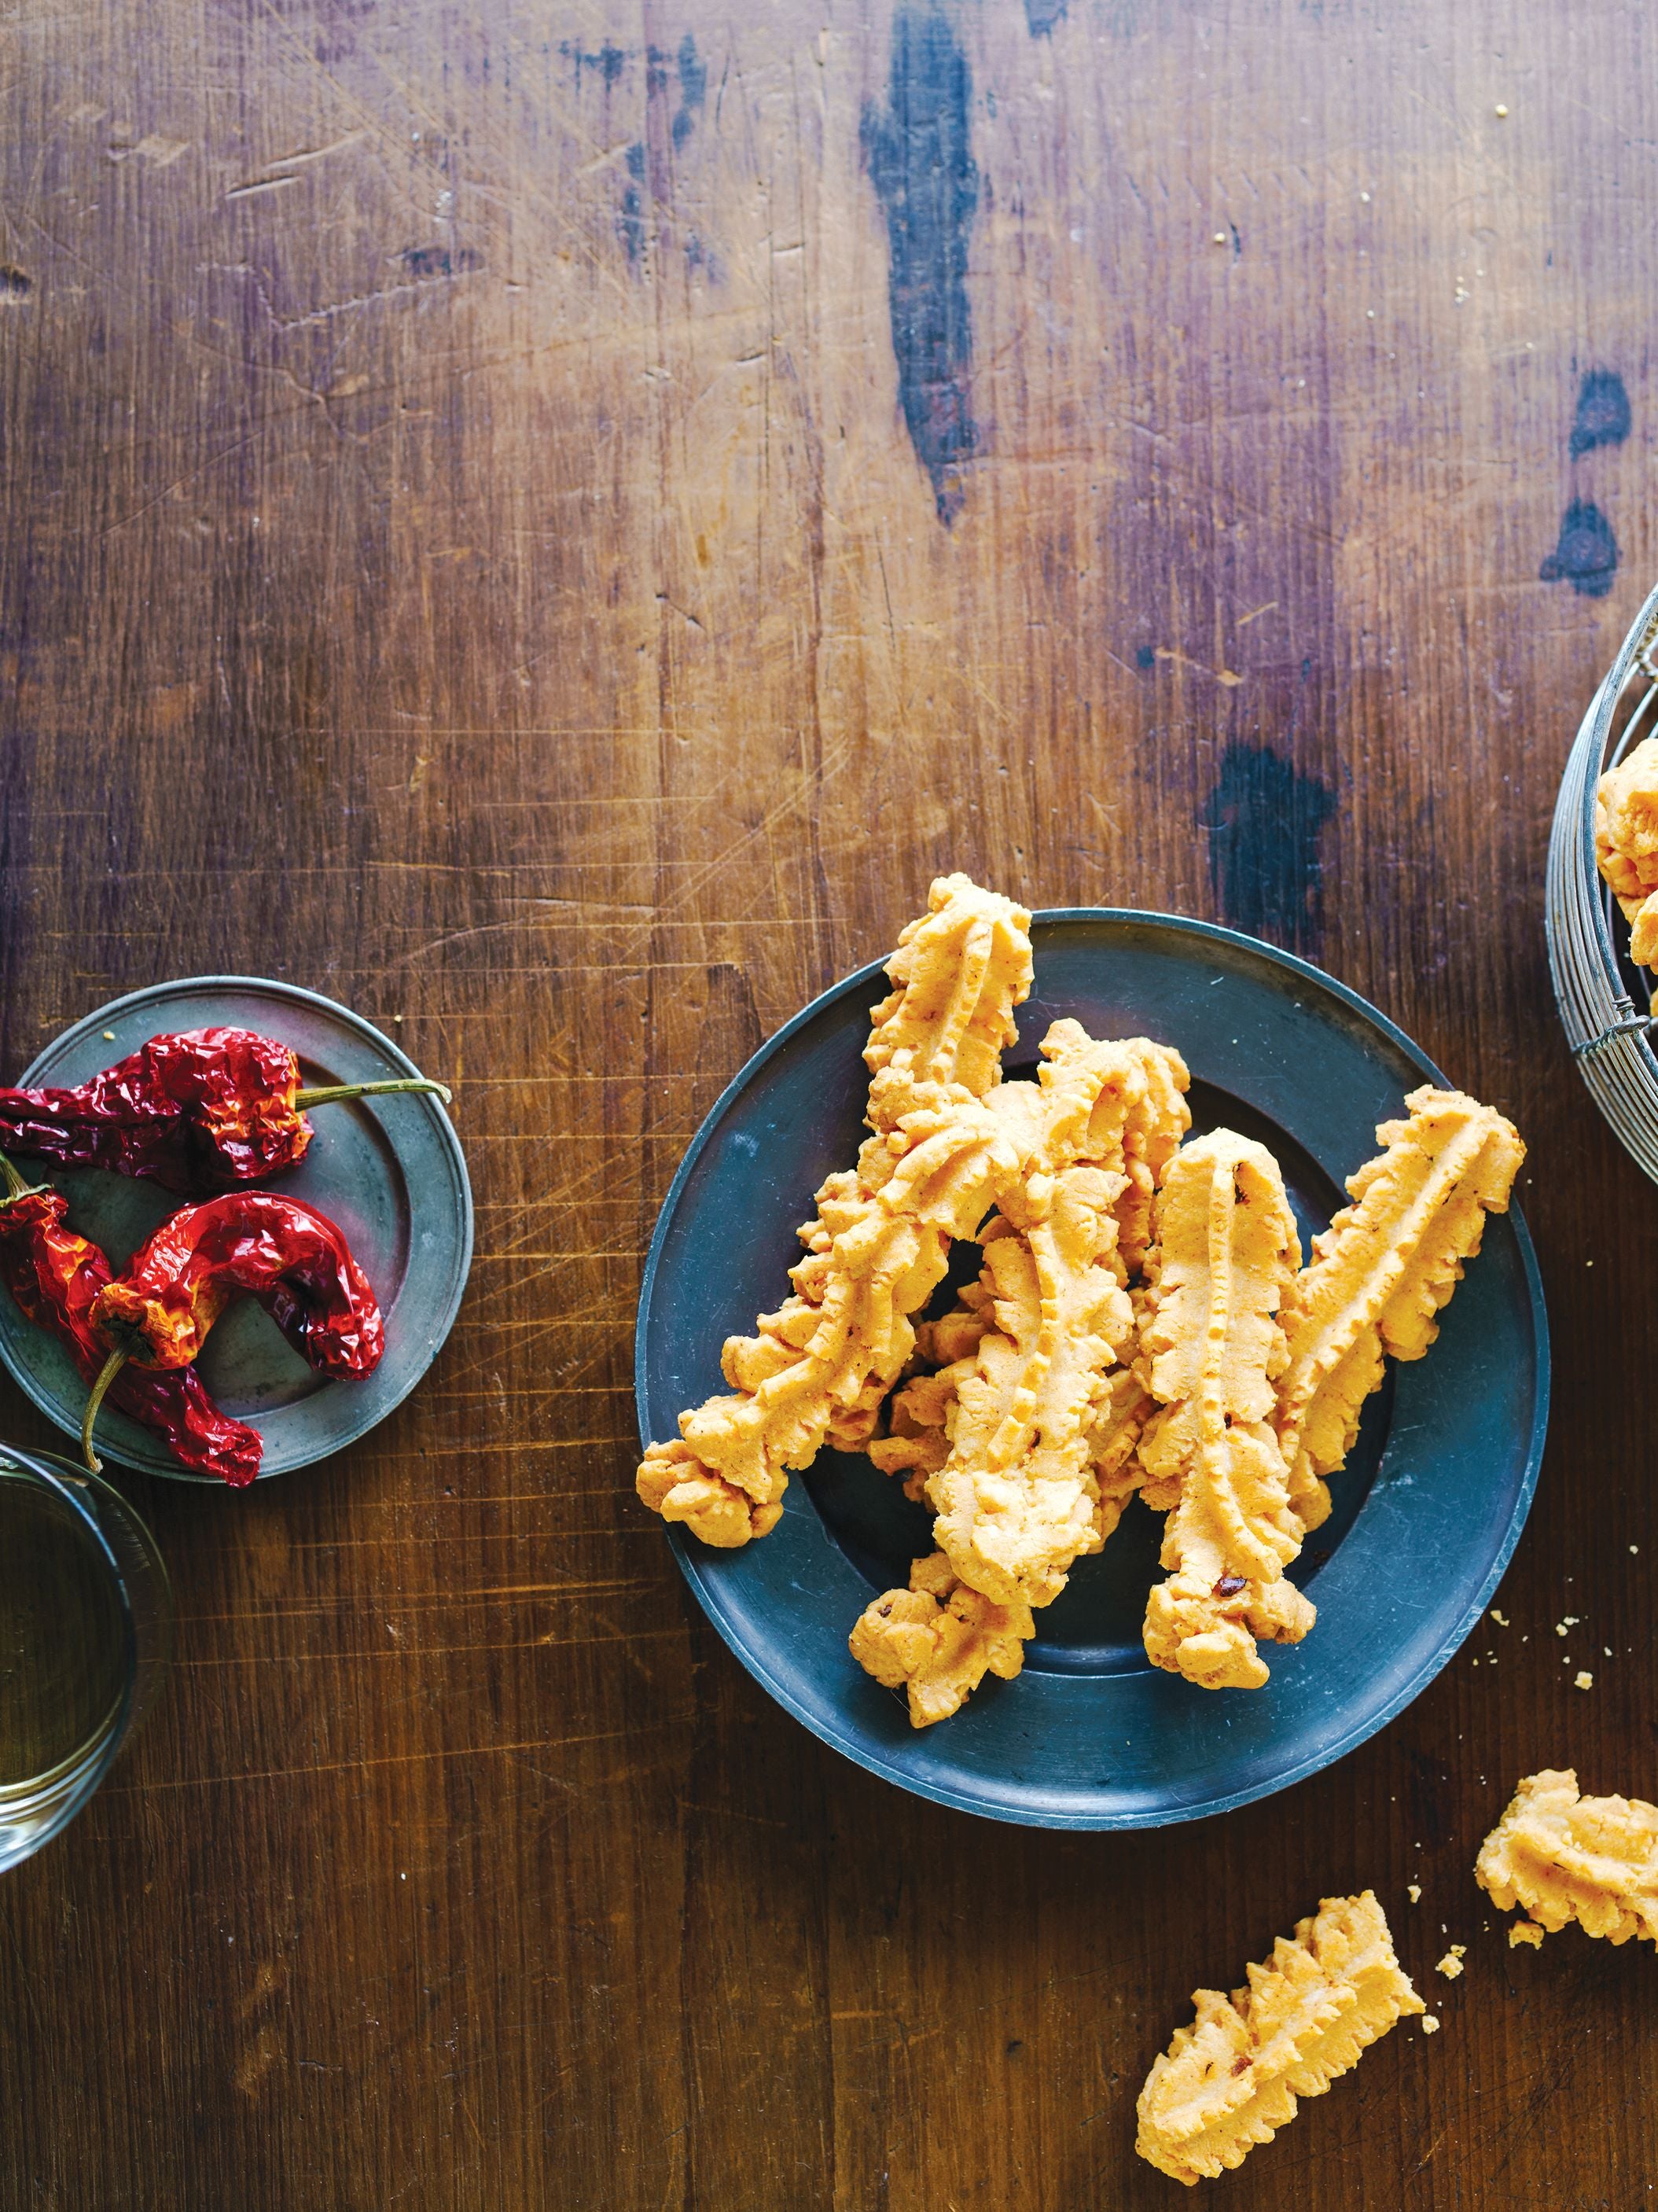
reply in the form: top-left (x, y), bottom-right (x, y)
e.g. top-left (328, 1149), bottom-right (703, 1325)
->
top-left (1135, 1891), bottom-right (1425, 2185)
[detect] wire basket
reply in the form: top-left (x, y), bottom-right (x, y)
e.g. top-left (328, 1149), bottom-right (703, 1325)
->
top-left (1547, 576), bottom-right (1658, 1178)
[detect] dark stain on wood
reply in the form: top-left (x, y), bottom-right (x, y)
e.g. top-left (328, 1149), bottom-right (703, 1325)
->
top-left (620, 142), bottom-right (647, 266)
top-left (561, 39), bottom-right (630, 88)
top-left (1024, 0), bottom-right (1068, 31)
top-left (861, 7), bottom-right (980, 521)
top-left (672, 33), bottom-right (708, 149)
top-left (1569, 369), bottom-right (1631, 459)
top-left (1540, 498), bottom-right (1619, 598)
top-left (1198, 740), bottom-right (1336, 951)
top-left (397, 245), bottom-right (481, 281)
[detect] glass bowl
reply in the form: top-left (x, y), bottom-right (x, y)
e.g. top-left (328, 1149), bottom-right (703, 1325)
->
top-left (0, 1442), bottom-right (171, 1872)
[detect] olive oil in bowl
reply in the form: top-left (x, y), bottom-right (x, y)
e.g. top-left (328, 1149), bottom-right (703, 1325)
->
top-left (0, 1449), bottom-right (170, 1872)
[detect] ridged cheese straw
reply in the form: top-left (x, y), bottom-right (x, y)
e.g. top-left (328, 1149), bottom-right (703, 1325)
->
top-left (1274, 1086), bottom-right (1524, 1533)
top-left (926, 1161), bottom-right (1134, 1607)
top-left (1138, 1131), bottom-right (1308, 1691)
top-left (851, 1033), bottom-right (1189, 1724)
top-left (1136, 1892), bottom-right (1424, 2184)
top-left (636, 874), bottom-right (1031, 1546)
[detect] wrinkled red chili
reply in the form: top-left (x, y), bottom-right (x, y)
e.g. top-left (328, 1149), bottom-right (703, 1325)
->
top-left (81, 1192), bottom-right (384, 1467)
top-left (0, 1150), bottom-right (263, 1484)
top-left (0, 1026), bottom-right (450, 1194)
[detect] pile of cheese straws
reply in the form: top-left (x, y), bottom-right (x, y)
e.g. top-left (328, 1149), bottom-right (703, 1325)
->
top-left (636, 886), bottom-right (1658, 2186)
top-left (638, 875), bottom-right (1524, 1724)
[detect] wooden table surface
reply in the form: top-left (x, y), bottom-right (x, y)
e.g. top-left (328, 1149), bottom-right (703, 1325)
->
top-left (2, 2), bottom-right (1653, 2205)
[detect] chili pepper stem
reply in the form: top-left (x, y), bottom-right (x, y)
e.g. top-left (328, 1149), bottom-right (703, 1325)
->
top-left (292, 1077), bottom-right (452, 1110)
top-left (80, 1345), bottom-right (130, 1473)
top-left (0, 1147), bottom-right (48, 1205)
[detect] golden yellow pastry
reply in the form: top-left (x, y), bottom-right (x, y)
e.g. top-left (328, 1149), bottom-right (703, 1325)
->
top-left (918, 1303), bottom-right (992, 1364)
top-left (927, 1163), bottom-right (1134, 1607)
top-left (863, 870), bottom-right (1034, 1095)
top-left (642, 863), bottom-right (1530, 1750)
top-left (1100, 1041), bottom-right (1191, 1276)
top-left (637, 876), bottom-right (1033, 1546)
top-left (868, 1252), bottom-right (1153, 1566)
top-left (864, 1291), bottom-right (989, 1498)
top-left (1138, 1132), bottom-right (1310, 1691)
top-left (637, 1088), bottom-right (1024, 1546)
top-left (852, 1033), bottom-right (1189, 1720)
top-left (1088, 1358), bottom-right (1155, 1540)
top-left (1135, 1892), bottom-right (1424, 2184)
top-left (1274, 1088), bottom-right (1525, 1533)
top-left (1475, 1769), bottom-right (1658, 1948)
top-left (873, 1289), bottom-right (1156, 1536)
top-left (640, 972), bottom-right (1189, 1552)
top-left (848, 1552), bottom-right (1034, 1728)
top-left (1596, 735), bottom-right (1658, 962)
top-left (867, 1371), bottom-right (960, 1499)
top-left (866, 1036), bottom-right (1187, 1526)
top-left (637, 1169), bottom-right (952, 1545)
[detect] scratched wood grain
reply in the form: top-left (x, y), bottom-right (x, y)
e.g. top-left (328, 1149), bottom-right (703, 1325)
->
top-left (0, 1), bottom-right (1655, 2205)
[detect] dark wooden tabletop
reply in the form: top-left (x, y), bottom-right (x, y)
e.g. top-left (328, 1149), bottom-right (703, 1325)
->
top-left (2, 3), bottom-right (1654, 2206)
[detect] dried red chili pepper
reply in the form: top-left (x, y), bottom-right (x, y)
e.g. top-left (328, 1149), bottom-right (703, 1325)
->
top-left (0, 1150), bottom-right (263, 1484)
top-left (0, 1026), bottom-right (450, 1194)
top-left (80, 1192), bottom-right (385, 1467)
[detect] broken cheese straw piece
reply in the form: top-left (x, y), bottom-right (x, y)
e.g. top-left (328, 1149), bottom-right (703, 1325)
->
top-left (1136, 1892), bottom-right (1424, 2186)
top-left (635, 874), bottom-right (1031, 1547)
top-left (1475, 1769), bottom-right (1658, 1948)
top-left (852, 1030), bottom-right (1181, 1541)
top-left (1002, 1034), bottom-right (1186, 1548)
top-left (1596, 738), bottom-right (1658, 962)
top-left (1101, 1040), bottom-right (1192, 1278)
top-left (868, 1268), bottom-right (1146, 1528)
top-left (1273, 1086), bottom-right (1525, 1534)
top-left (1139, 1132), bottom-right (1308, 1691)
top-left (1597, 735), bottom-right (1658, 891)
top-left (1089, 1351), bottom-right (1156, 1542)
top-left (848, 1551), bottom-right (1033, 1730)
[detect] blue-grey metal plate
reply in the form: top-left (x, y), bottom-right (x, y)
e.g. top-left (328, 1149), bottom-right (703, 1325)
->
top-left (0, 978), bottom-right (472, 1481)
top-left (634, 911), bottom-right (1549, 1830)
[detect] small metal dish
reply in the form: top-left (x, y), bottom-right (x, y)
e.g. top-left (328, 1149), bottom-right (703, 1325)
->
top-left (0, 978), bottom-right (472, 1480)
